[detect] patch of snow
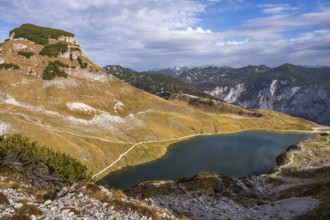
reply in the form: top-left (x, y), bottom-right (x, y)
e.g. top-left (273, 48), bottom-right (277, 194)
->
top-left (67, 102), bottom-right (97, 113)
top-left (0, 122), bottom-right (12, 135)
top-left (0, 59), bottom-right (4, 64)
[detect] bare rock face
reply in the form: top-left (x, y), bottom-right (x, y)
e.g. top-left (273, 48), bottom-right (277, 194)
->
top-left (207, 80), bottom-right (330, 125)
top-left (1, 24), bottom-right (106, 82)
top-left (0, 176), bottom-right (177, 220)
top-left (176, 64), bottom-right (330, 125)
top-left (126, 174), bottom-right (320, 220)
top-left (57, 36), bottom-right (78, 44)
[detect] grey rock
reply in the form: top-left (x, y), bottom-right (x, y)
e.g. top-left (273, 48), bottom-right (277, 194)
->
top-left (14, 203), bottom-right (23, 209)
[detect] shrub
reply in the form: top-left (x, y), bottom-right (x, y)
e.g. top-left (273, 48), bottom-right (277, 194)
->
top-left (77, 56), bottom-right (87, 68)
top-left (70, 47), bottom-right (81, 52)
top-left (18, 204), bottom-right (43, 216)
top-left (0, 192), bottom-right (9, 204)
top-left (39, 42), bottom-right (68, 57)
top-left (0, 63), bottom-right (19, 70)
top-left (51, 60), bottom-right (69, 68)
top-left (10, 23), bottom-right (74, 45)
top-left (18, 51), bottom-right (35, 58)
top-left (42, 61), bottom-right (68, 80)
top-left (0, 134), bottom-right (91, 189)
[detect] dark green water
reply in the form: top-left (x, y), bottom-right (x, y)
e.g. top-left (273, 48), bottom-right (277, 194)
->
top-left (98, 131), bottom-right (312, 189)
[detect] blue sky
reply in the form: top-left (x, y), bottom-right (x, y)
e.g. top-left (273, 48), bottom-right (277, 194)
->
top-left (0, 0), bottom-right (330, 70)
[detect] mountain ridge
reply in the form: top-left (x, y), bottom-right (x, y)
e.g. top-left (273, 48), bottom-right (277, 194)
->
top-left (0, 24), bottom-right (316, 178)
top-left (0, 23), bottom-right (329, 220)
top-left (105, 65), bottom-right (214, 99)
top-left (167, 63), bottom-right (330, 125)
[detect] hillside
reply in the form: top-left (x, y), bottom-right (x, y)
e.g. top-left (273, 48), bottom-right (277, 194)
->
top-left (174, 64), bottom-right (330, 125)
top-left (0, 24), bottom-right (317, 178)
top-left (104, 65), bottom-right (213, 99)
top-left (0, 23), bottom-right (329, 219)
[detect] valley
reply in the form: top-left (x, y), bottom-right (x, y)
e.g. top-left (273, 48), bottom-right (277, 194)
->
top-left (0, 24), bottom-right (317, 177)
top-left (0, 24), bottom-right (329, 219)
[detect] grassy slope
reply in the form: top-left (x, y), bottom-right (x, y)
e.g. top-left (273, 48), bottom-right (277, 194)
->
top-left (0, 70), bottom-right (317, 177)
top-left (0, 30), bottom-right (318, 179)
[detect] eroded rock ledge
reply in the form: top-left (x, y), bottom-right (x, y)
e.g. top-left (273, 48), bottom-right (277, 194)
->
top-left (0, 132), bottom-right (329, 219)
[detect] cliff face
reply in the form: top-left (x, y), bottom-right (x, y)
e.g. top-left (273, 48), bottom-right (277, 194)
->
top-left (208, 79), bottom-right (330, 125)
top-left (177, 64), bottom-right (330, 125)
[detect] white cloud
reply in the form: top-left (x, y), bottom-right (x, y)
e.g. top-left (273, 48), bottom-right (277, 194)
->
top-left (0, 0), bottom-right (329, 69)
top-left (186, 26), bottom-right (213, 34)
top-left (259, 4), bottom-right (298, 14)
top-left (216, 39), bottom-right (248, 46)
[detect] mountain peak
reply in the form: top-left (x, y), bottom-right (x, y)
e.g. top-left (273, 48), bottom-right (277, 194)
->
top-left (1, 23), bottom-right (105, 81)
top-left (9, 23), bottom-right (75, 45)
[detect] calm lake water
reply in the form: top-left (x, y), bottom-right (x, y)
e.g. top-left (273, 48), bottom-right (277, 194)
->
top-left (98, 131), bottom-right (312, 189)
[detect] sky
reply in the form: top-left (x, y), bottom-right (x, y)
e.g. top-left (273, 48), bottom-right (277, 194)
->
top-left (0, 0), bottom-right (330, 71)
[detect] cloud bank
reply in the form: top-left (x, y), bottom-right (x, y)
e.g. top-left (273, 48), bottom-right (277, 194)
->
top-left (0, 0), bottom-right (329, 70)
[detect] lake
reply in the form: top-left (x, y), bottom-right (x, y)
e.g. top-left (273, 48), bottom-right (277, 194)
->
top-left (98, 131), bottom-right (312, 189)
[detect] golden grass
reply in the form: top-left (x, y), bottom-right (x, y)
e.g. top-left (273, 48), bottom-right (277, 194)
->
top-left (0, 37), bottom-right (319, 178)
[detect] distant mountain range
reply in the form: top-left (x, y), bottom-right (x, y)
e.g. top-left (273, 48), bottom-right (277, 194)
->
top-left (104, 65), bottom-right (213, 99)
top-left (145, 65), bottom-right (191, 77)
top-left (141, 64), bottom-right (330, 126)
top-left (1, 23), bottom-right (329, 220)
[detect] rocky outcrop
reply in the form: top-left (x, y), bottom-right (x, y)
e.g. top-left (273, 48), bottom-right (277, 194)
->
top-left (1, 23), bottom-right (106, 82)
top-left (176, 64), bottom-right (330, 125)
top-left (126, 174), bottom-right (319, 220)
top-left (57, 36), bottom-right (78, 44)
top-left (207, 80), bottom-right (330, 125)
top-left (208, 83), bottom-right (245, 103)
top-left (0, 176), bottom-right (177, 220)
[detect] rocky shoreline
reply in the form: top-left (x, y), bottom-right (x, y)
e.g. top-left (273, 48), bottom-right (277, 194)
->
top-left (1, 132), bottom-right (329, 219)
